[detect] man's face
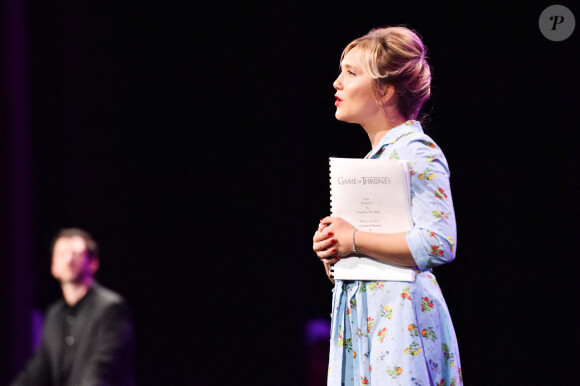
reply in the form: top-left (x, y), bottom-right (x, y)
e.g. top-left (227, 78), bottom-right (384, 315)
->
top-left (51, 236), bottom-right (98, 284)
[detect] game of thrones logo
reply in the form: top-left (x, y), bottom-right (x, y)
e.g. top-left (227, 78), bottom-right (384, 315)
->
top-left (337, 176), bottom-right (391, 185)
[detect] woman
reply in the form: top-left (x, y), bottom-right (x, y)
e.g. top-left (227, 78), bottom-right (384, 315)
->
top-left (312, 26), bottom-right (462, 385)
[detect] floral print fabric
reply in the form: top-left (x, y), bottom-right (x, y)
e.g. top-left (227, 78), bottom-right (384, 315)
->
top-left (327, 120), bottom-right (462, 385)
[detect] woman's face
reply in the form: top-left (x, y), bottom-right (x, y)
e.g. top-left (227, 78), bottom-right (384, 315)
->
top-left (333, 48), bottom-right (380, 126)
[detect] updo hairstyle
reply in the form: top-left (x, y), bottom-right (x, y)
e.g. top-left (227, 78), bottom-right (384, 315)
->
top-left (342, 26), bottom-right (432, 121)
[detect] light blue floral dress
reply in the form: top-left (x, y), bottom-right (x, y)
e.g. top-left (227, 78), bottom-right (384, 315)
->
top-left (327, 120), bottom-right (462, 386)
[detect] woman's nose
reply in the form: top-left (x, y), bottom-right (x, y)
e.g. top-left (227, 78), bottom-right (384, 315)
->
top-left (333, 76), bottom-right (342, 90)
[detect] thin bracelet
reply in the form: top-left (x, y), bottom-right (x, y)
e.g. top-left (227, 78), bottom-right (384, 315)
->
top-left (352, 229), bottom-right (359, 254)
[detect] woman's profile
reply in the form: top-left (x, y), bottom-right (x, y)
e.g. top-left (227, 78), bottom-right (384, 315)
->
top-left (313, 26), bottom-right (462, 385)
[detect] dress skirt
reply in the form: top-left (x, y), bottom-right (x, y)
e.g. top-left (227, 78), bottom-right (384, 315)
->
top-left (328, 272), bottom-right (462, 386)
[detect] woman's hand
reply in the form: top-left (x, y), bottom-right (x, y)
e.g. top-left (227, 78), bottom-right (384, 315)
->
top-left (313, 216), bottom-right (416, 272)
top-left (312, 216), bottom-right (356, 262)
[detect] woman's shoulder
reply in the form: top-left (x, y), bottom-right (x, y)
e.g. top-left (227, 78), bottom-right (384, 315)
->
top-left (396, 128), bottom-right (438, 147)
top-left (392, 130), bottom-right (445, 159)
top-left (390, 131), bottom-right (451, 177)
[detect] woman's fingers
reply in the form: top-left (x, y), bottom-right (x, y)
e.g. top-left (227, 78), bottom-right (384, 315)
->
top-left (315, 241), bottom-right (339, 261)
top-left (323, 255), bottom-right (340, 264)
top-left (313, 217), bottom-right (340, 263)
top-left (314, 216), bottom-right (337, 241)
top-left (313, 228), bottom-right (335, 243)
top-left (321, 216), bottom-right (335, 224)
top-left (316, 246), bottom-right (338, 260)
top-left (313, 234), bottom-right (337, 252)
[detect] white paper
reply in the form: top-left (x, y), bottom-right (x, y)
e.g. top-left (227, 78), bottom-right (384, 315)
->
top-left (329, 158), bottom-right (416, 282)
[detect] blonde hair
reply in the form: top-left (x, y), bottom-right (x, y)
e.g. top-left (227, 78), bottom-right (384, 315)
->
top-left (342, 26), bottom-right (431, 120)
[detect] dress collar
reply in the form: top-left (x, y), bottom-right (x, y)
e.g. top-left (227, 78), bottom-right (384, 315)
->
top-left (365, 120), bottom-right (424, 159)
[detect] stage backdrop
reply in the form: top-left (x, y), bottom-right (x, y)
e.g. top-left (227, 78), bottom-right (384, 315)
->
top-left (1, 1), bottom-right (578, 385)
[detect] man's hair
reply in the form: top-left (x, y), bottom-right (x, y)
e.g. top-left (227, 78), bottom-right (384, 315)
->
top-left (51, 228), bottom-right (100, 260)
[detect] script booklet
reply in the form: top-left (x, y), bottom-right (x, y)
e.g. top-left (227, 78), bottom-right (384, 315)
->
top-left (329, 157), bottom-right (416, 282)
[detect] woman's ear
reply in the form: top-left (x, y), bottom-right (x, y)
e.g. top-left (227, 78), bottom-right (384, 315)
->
top-left (377, 84), bottom-right (396, 106)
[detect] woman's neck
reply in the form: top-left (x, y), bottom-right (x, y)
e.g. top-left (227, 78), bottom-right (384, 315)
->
top-left (364, 114), bottom-right (407, 149)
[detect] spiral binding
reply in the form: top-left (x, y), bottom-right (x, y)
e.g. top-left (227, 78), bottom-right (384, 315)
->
top-left (329, 157), bottom-right (334, 215)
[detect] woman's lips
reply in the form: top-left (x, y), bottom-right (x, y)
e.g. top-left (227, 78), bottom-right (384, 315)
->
top-left (335, 96), bottom-right (342, 106)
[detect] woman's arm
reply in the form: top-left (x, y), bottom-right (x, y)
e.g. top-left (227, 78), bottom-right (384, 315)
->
top-left (400, 136), bottom-right (457, 270)
top-left (314, 216), bottom-right (416, 267)
top-left (313, 134), bottom-right (457, 272)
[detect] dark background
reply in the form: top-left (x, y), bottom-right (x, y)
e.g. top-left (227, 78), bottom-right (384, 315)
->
top-left (1, 1), bottom-right (578, 385)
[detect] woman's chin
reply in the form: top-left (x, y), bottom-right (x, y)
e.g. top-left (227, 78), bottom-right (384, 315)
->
top-left (335, 112), bottom-right (357, 124)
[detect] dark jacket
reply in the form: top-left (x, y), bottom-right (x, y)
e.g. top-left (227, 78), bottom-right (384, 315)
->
top-left (11, 283), bottom-right (135, 386)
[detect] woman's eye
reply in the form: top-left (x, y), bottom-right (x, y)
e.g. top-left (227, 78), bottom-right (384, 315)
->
top-left (347, 70), bottom-right (355, 76)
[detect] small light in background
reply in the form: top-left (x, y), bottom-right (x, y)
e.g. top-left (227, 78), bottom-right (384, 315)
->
top-left (31, 309), bottom-right (44, 351)
top-left (305, 318), bottom-right (330, 386)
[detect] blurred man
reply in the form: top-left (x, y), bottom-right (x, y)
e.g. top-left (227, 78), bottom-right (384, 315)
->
top-left (11, 228), bottom-right (135, 386)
